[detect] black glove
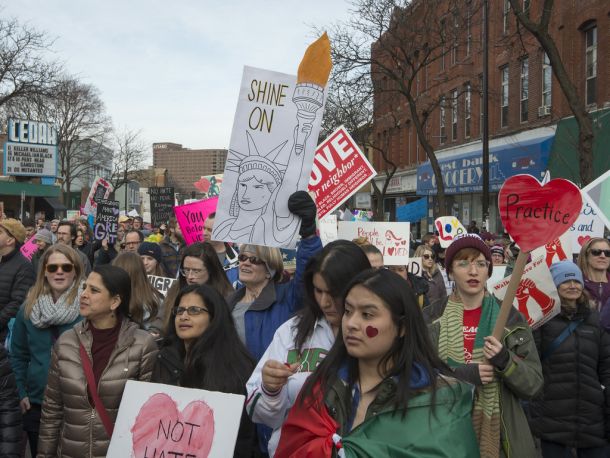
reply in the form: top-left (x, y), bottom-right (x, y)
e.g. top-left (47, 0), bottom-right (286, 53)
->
top-left (288, 191), bottom-right (317, 238)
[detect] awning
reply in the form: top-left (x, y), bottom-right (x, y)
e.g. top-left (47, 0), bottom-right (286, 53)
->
top-left (43, 197), bottom-right (67, 211)
top-left (416, 134), bottom-right (554, 195)
top-left (0, 181), bottom-right (61, 197)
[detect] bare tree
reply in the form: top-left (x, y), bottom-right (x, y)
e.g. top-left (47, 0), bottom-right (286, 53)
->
top-left (508, 0), bottom-right (595, 186)
top-left (109, 128), bottom-right (148, 209)
top-left (323, 0), bottom-right (477, 216)
top-left (0, 17), bottom-right (62, 109)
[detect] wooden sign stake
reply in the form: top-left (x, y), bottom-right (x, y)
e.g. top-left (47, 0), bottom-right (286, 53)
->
top-left (492, 250), bottom-right (529, 340)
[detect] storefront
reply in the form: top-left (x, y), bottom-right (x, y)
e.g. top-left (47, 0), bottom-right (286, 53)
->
top-left (0, 180), bottom-right (64, 221)
top-left (416, 127), bottom-right (555, 233)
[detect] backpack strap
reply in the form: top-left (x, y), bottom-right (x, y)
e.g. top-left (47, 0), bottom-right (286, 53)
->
top-left (79, 342), bottom-right (114, 438)
top-left (541, 319), bottom-right (584, 362)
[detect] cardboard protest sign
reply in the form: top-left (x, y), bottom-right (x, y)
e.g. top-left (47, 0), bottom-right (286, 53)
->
top-left (83, 176), bottom-right (113, 217)
top-left (434, 216), bottom-right (467, 248)
top-left (149, 187), bottom-right (175, 227)
top-left (408, 257), bottom-right (423, 276)
top-left (486, 265), bottom-right (507, 290)
top-left (20, 238), bottom-right (38, 260)
top-left (570, 198), bottom-right (605, 254)
top-left (498, 174), bottom-right (582, 252)
top-left (174, 198), bottom-right (218, 245)
top-left (338, 222), bottom-right (410, 265)
top-left (307, 126), bottom-right (376, 219)
top-left (148, 275), bottom-right (176, 297)
top-left (490, 255), bottom-right (560, 329)
top-left (107, 380), bottom-right (244, 458)
top-left (93, 199), bottom-right (119, 244)
top-left (194, 175), bottom-right (223, 199)
top-left (66, 210), bottom-right (80, 221)
top-left (582, 169), bottom-right (610, 231)
top-left (319, 214), bottom-right (338, 246)
top-left (212, 34), bottom-right (331, 248)
top-left (531, 229), bottom-right (572, 268)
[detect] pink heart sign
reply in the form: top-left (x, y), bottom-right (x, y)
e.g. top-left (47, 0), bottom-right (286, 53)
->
top-left (131, 393), bottom-right (215, 458)
top-left (578, 235), bottom-right (591, 246)
top-left (498, 175), bottom-right (582, 253)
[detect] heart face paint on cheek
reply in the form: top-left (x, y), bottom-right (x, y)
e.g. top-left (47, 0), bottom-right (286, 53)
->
top-left (365, 326), bottom-right (379, 338)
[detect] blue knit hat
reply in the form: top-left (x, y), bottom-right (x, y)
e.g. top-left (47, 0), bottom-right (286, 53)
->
top-left (549, 260), bottom-right (583, 288)
top-left (138, 242), bottom-right (162, 264)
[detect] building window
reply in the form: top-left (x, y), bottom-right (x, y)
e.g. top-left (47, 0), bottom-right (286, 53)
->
top-left (503, 0), bottom-right (510, 34)
top-left (466, 5), bottom-right (472, 57)
top-left (523, 0), bottom-right (530, 16)
top-left (542, 52), bottom-right (551, 108)
top-left (464, 83), bottom-right (471, 138)
top-left (440, 19), bottom-right (446, 72)
top-left (451, 89), bottom-right (458, 141)
top-left (501, 66), bottom-right (509, 128)
top-left (451, 11), bottom-right (459, 65)
top-left (520, 57), bottom-right (529, 123)
top-left (439, 96), bottom-right (446, 144)
top-left (584, 24), bottom-right (597, 106)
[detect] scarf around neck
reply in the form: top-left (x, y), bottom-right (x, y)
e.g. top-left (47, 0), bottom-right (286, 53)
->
top-left (437, 295), bottom-right (501, 458)
top-left (30, 281), bottom-right (83, 329)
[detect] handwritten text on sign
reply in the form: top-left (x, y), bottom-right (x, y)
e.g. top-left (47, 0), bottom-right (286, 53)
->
top-left (174, 198), bottom-right (218, 246)
top-left (338, 222), bottom-right (410, 265)
top-left (308, 126), bottom-right (376, 219)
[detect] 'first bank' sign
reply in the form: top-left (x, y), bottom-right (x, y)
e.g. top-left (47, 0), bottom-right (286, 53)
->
top-left (4, 119), bottom-right (58, 177)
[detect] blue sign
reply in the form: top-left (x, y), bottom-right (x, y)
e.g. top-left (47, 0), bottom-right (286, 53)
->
top-left (416, 136), bottom-right (554, 195)
top-left (396, 197), bottom-right (428, 222)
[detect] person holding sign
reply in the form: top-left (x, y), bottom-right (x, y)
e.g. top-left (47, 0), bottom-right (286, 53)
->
top-left (37, 265), bottom-right (158, 458)
top-left (10, 245), bottom-right (84, 456)
top-left (577, 237), bottom-right (610, 311)
top-left (245, 241), bottom-right (371, 457)
top-left (423, 234), bottom-right (542, 458)
top-left (529, 261), bottom-right (610, 457)
top-left (275, 269), bottom-right (479, 457)
top-left (152, 284), bottom-right (257, 457)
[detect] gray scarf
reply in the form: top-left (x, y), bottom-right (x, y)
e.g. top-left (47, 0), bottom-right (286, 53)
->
top-left (30, 282), bottom-right (83, 329)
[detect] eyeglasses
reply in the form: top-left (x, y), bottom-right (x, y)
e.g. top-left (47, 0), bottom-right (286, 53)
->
top-left (453, 260), bottom-right (490, 271)
top-left (46, 263), bottom-right (74, 273)
top-left (422, 254), bottom-right (435, 260)
top-left (124, 241), bottom-right (140, 246)
top-left (590, 249), bottom-right (610, 257)
top-left (238, 254), bottom-right (265, 265)
top-left (180, 267), bottom-right (206, 277)
top-left (173, 306), bottom-right (208, 316)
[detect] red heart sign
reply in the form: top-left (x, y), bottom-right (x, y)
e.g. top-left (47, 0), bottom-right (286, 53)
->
top-left (131, 393), bottom-right (215, 458)
top-left (578, 235), bottom-right (591, 246)
top-left (498, 175), bottom-right (581, 252)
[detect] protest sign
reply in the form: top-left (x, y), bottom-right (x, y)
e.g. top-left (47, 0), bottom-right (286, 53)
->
top-left (107, 380), bottom-right (244, 458)
top-left (175, 198), bottom-right (218, 245)
top-left (66, 210), bottom-right (80, 221)
top-left (338, 221), bottom-right (410, 265)
top-left (490, 255), bottom-right (560, 329)
top-left (486, 265), bottom-right (507, 290)
top-left (434, 216), bottom-right (467, 248)
top-left (93, 199), bottom-right (119, 244)
top-left (570, 198), bottom-right (605, 254)
top-left (83, 177), bottom-right (113, 217)
top-left (531, 229), bottom-right (572, 267)
top-left (148, 275), bottom-right (176, 297)
top-left (20, 238), bottom-right (38, 260)
top-left (149, 187), bottom-right (175, 227)
top-left (194, 175), bottom-right (223, 199)
top-left (212, 34), bottom-right (330, 248)
top-left (582, 169), bottom-right (610, 231)
top-left (408, 257), bottom-right (423, 276)
top-left (319, 214), bottom-right (338, 246)
top-left (397, 198), bottom-right (427, 223)
top-left (308, 126), bottom-right (376, 219)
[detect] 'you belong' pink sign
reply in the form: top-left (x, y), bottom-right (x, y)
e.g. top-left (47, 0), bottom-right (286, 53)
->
top-left (174, 197), bottom-right (218, 245)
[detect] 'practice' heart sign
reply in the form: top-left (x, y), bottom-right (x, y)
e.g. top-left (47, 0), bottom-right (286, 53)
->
top-left (498, 175), bottom-right (581, 252)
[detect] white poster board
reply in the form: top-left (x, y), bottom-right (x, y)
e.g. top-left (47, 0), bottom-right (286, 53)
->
top-left (319, 214), bottom-right (338, 246)
top-left (531, 229), bottom-right (572, 268)
top-left (434, 216), bottom-right (467, 248)
top-left (148, 275), bottom-right (177, 297)
top-left (582, 169), bottom-right (610, 231)
top-left (212, 66), bottom-right (325, 248)
top-left (107, 381), bottom-right (244, 458)
top-left (570, 197), bottom-right (605, 254)
top-left (338, 221), bottom-right (410, 265)
top-left (408, 257), bottom-right (423, 276)
top-left (490, 255), bottom-right (560, 329)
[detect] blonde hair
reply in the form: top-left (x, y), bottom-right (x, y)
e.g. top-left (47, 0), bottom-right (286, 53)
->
top-left (352, 236), bottom-right (371, 248)
top-left (240, 244), bottom-right (284, 283)
top-left (23, 244), bottom-right (84, 319)
top-left (577, 237), bottom-right (610, 279)
top-left (414, 245), bottom-right (438, 275)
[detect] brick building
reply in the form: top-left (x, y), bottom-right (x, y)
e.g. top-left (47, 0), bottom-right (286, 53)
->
top-left (152, 142), bottom-right (227, 201)
top-left (372, 0), bottom-right (609, 232)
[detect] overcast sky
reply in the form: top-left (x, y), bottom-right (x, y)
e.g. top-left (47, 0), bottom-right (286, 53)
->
top-left (5, 1), bottom-right (351, 154)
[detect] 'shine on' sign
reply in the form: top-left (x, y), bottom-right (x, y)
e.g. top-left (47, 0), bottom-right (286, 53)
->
top-left (4, 119), bottom-right (58, 177)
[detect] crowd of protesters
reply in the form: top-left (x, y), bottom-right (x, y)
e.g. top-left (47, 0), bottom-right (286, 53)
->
top-left (0, 198), bottom-right (608, 458)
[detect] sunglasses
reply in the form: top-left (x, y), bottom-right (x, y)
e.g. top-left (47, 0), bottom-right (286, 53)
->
top-left (173, 306), bottom-right (208, 316)
top-left (590, 249), bottom-right (610, 257)
top-left (46, 263), bottom-right (74, 273)
top-left (422, 254), bottom-right (435, 260)
top-left (238, 254), bottom-right (265, 265)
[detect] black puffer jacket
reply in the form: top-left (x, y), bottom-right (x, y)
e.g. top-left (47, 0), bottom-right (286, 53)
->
top-left (0, 247), bottom-right (34, 341)
top-left (0, 344), bottom-right (22, 457)
top-left (529, 302), bottom-right (610, 448)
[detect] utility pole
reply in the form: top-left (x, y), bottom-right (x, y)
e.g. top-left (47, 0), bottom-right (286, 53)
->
top-left (482, 0), bottom-right (490, 230)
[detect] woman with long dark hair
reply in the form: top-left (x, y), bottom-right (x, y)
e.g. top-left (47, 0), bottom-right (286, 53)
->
top-left (152, 284), bottom-right (256, 457)
top-left (275, 269), bottom-right (479, 457)
top-left (246, 240), bottom-right (370, 457)
top-left (37, 265), bottom-right (158, 457)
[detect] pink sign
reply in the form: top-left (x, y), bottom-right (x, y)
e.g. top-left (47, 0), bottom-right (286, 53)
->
top-left (174, 197), bottom-right (218, 245)
top-left (308, 126), bottom-right (376, 219)
top-left (20, 238), bottom-right (39, 260)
